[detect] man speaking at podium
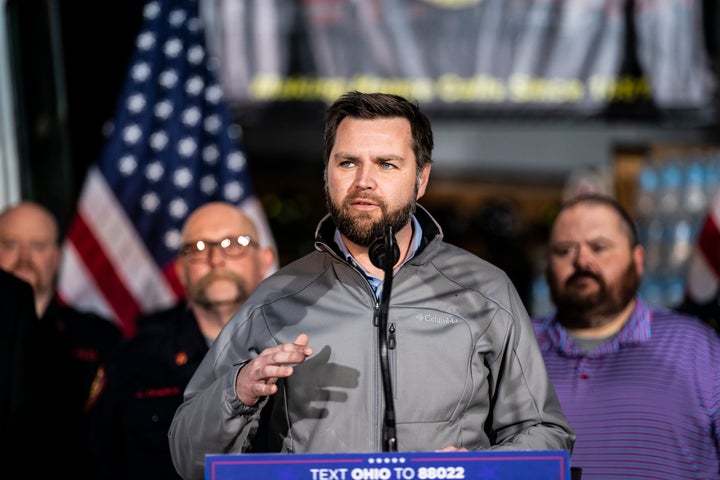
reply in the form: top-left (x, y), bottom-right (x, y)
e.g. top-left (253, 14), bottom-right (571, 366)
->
top-left (169, 91), bottom-right (575, 480)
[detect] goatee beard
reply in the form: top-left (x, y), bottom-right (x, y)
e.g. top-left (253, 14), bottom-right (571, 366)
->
top-left (327, 193), bottom-right (415, 247)
top-left (550, 263), bottom-right (640, 329)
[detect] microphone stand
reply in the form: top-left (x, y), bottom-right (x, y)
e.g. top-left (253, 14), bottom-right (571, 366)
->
top-left (370, 224), bottom-right (398, 452)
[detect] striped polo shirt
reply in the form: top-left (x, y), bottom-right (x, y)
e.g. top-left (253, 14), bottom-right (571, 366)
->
top-left (532, 297), bottom-right (720, 479)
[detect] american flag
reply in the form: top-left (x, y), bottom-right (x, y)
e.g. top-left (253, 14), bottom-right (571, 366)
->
top-left (57, 0), bottom-right (276, 338)
top-left (684, 186), bottom-right (720, 317)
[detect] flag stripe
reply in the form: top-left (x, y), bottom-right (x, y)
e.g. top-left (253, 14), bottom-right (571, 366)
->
top-left (79, 168), bottom-right (176, 312)
top-left (685, 188), bottom-right (720, 303)
top-left (68, 213), bottom-right (141, 337)
top-left (58, 242), bottom-right (116, 324)
top-left (697, 215), bottom-right (720, 278)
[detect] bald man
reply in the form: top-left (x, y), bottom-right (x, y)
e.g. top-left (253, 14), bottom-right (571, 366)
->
top-left (0, 202), bottom-right (59, 315)
top-left (0, 201), bottom-right (122, 479)
top-left (93, 201), bottom-right (275, 480)
top-left (175, 202), bottom-right (277, 341)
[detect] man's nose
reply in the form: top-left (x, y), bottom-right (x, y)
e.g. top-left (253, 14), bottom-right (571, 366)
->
top-left (16, 243), bottom-right (33, 260)
top-left (354, 164), bottom-right (376, 190)
top-left (572, 245), bottom-right (592, 269)
top-left (207, 244), bottom-right (226, 266)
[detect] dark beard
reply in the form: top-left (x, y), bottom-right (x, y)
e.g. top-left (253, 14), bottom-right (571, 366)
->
top-left (188, 270), bottom-right (249, 310)
top-left (326, 191), bottom-right (416, 247)
top-left (549, 262), bottom-right (640, 329)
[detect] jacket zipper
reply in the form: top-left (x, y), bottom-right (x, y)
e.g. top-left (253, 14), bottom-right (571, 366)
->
top-left (389, 322), bottom-right (397, 398)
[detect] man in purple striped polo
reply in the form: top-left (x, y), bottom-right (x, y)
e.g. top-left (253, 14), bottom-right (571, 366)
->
top-left (532, 193), bottom-right (719, 479)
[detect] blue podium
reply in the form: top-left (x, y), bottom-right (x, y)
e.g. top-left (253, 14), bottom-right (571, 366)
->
top-left (206, 450), bottom-right (571, 480)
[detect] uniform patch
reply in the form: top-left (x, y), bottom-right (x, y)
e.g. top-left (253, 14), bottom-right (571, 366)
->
top-left (175, 351), bottom-right (188, 366)
top-left (85, 365), bottom-right (106, 412)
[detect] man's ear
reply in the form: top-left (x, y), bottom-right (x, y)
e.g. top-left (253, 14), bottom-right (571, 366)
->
top-left (260, 247), bottom-right (277, 279)
top-left (416, 164), bottom-right (431, 200)
top-left (50, 245), bottom-right (62, 273)
top-left (633, 244), bottom-right (645, 277)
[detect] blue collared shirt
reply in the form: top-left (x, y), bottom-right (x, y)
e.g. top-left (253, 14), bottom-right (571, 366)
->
top-left (334, 216), bottom-right (422, 300)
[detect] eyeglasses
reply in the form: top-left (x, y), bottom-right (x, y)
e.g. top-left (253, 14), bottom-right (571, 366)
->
top-left (181, 235), bottom-right (257, 262)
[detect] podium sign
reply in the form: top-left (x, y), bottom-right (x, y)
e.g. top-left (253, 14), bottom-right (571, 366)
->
top-left (206, 450), bottom-right (570, 480)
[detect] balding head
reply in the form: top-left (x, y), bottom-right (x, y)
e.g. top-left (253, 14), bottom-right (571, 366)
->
top-left (181, 202), bottom-right (261, 246)
top-left (0, 201), bottom-right (59, 244)
top-left (0, 201), bottom-right (61, 315)
top-left (176, 202), bottom-right (275, 340)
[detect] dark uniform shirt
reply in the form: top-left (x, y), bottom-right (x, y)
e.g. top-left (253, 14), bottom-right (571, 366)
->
top-left (0, 269), bottom-right (37, 469)
top-left (94, 303), bottom-right (208, 480)
top-left (41, 296), bottom-right (122, 480)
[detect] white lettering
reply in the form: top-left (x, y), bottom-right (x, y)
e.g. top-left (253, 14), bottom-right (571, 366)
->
top-left (310, 468), bottom-right (349, 480)
top-left (351, 467), bottom-right (392, 480)
top-left (394, 467), bottom-right (416, 479)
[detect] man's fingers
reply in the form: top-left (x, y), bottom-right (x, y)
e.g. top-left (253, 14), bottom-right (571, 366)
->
top-left (265, 334), bottom-right (313, 363)
top-left (260, 364), bottom-right (294, 382)
top-left (236, 335), bottom-right (313, 405)
top-left (253, 382), bottom-right (278, 397)
top-left (258, 346), bottom-right (309, 367)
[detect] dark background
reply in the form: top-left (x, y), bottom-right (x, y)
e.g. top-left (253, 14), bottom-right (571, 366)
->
top-left (6, 0), bottom-right (720, 312)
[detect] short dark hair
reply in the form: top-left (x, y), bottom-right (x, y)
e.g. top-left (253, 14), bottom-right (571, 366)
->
top-left (556, 193), bottom-right (640, 247)
top-left (323, 91), bottom-right (434, 171)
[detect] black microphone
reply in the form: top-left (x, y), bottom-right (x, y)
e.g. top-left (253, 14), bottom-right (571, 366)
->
top-left (369, 228), bottom-right (400, 270)
top-left (368, 224), bottom-right (399, 452)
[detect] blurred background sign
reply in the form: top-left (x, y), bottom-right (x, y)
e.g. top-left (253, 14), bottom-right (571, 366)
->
top-left (203, 0), bottom-right (718, 123)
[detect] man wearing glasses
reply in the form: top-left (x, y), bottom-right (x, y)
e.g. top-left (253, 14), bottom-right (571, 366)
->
top-left (92, 201), bottom-right (276, 480)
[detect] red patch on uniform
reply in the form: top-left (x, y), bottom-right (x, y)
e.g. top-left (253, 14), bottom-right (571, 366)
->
top-left (135, 386), bottom-right (181, 399)
top-left (73, 348), bottom-right (99, 362)
top-left (175, 351), bottom-right (188, 366)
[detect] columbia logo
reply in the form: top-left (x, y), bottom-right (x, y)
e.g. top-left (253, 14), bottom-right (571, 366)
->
top-left (415, 313), bottom-right (459, 325)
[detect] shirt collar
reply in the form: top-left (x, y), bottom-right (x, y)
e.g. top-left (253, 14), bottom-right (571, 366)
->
top-left (541, 296), bottom-right (652, 356)
top-left (335, 216), bottom-right (423, 297)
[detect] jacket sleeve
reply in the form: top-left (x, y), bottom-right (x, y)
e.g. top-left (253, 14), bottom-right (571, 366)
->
top-left (484, 284), bottom-right (576, 452)
top-left (168, 314), bottom-right (261, 480)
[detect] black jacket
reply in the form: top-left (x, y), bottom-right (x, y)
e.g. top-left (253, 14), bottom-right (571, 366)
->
top-left (42, 297), bottom-right (122, 480)
top-left (0, 269), bottom-right (36, 469)
top-left (94, 303), bottom-right (208, 480)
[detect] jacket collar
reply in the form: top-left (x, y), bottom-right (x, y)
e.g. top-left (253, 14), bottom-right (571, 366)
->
top-left (314, 204), bottom-right (443, 259)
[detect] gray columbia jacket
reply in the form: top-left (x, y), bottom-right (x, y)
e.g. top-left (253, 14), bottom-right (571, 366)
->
top-left (168, 205), bottom-right (575, 479)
